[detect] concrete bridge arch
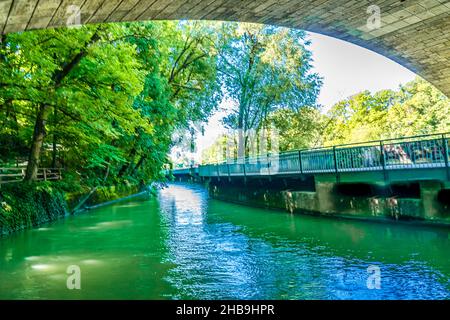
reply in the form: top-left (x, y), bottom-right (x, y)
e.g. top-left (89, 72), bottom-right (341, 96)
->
top-left (1, 0), bottom-right (449, 96)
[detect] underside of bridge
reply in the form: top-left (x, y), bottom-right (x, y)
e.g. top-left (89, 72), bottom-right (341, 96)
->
top-left (0, 0), bottom-right (449, 96)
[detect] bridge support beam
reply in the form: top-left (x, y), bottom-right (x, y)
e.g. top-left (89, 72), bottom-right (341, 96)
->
top-left (420, 181), bottom-right (444, 220)
top-left (315, 181), bottom-right (336, 214)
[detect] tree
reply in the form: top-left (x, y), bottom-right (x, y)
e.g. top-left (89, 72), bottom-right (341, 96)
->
top-left (322, 89), bottom-right (395, 145)
top-left (322, 77), bottom-right (450, 145)
top-left (159, 21), bottom-right (223, 163)
top-left (216, 23), bottom-right (322, 156)
top-left (115, 21), bottom-right (223, 180)
top-left (383, 78), bottom-right (450, 137)
top-left (269, 107), bottom-right (327, 151)
top-left (1, 21), bottom-right (221, 187)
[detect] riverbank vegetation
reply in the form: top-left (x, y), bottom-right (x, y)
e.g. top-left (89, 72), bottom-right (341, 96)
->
top-left (0, 182), bottom-right (67, 236)
top-left (0, 180), bottom-right (148, 236)
top-left (0, 21), bottom-right (223, 187)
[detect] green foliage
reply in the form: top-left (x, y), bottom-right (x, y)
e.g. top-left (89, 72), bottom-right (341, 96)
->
top-left (269, 107), bottom-right (327, 151)
top-left (0, 21), bottom-right (223, 187)
top-left (51, 171), bottom-right (85, 194)
top-left (0, 133), bottom-right (28, 163)
top-left (323, 77), bottom-right (450, 145)
top-left (63, 183), bottom-right (141, 212)
top-left (217, 23), bottom-right (322, 132)
top-left (88, 184), bottom-right (140, 206)
top-left (0, 182), bottom-right (67, 235)
top-left (159, 21), bottom-right (223, 125)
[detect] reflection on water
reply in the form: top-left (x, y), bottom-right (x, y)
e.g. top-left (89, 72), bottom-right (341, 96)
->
top-left (0, 182), bottom-right (449, 299)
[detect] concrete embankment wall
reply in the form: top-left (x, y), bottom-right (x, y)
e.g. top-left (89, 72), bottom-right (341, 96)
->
top-left (205, 177), bottom-right (450, 226)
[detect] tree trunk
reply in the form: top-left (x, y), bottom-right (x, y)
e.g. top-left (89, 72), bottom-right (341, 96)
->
top-left (237, 100), bottom-right (245, 160)
top-left (25, 104), bottom-right (51, 181)
top-left (51, 107), bottom-right (58, 168)
top-left (118, 146), bottom-right (137, 178)
top-left (131, 155), bottom-right (146, 177)
top-left (51, 136), bottom-right (57, 168)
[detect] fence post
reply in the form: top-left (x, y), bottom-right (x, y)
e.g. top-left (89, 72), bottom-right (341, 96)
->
top-left (333, 146), bottom-right (339, 182)
top-left (227, 162), bottom-right (230, 179)
top-left (443, 134), bottom-right (450, 181)
top-left (43, 169), bottom-right (47, 181)
top-left (298, 150), bottom-right (303, 174)
top-left (380, 141), bottom-right (388, 182)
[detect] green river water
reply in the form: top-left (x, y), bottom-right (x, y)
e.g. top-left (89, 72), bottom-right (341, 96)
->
top-left (0, 182), bottom-right (449, 299)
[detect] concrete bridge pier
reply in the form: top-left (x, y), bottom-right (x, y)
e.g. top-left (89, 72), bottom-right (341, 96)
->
top-left (420, 180), bottom-right (446, 220)
top-left (314, 181), bottom-right (336, 215)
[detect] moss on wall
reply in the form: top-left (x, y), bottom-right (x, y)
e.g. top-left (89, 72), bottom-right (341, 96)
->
top-left (0, 182), bottom-right (68, 236)
top-left (0, 182), bottom-right (144, 237)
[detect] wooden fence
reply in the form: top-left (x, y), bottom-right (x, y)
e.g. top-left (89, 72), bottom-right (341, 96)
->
top-left (0, 168), bottom-right (62, 184)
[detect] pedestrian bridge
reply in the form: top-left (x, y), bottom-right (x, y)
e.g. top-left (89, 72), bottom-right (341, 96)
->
top-left (171, 133), bottom-right (450, 184)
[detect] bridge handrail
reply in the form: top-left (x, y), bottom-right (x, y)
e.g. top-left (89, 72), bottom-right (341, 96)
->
top-left (198, 132), bottom-right (449, 166)
top-left (170, 132), bottom-right (450, 178)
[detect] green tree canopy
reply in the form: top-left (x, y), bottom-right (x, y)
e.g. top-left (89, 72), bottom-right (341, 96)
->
top-left (323, 77), bottom-right (450, 145)
top-left (215, 23), bottom-right (322, 156)
top-left (0, 21), bottom-right (223, 187)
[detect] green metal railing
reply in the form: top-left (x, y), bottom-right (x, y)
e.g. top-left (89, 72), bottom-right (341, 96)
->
top-left (174, 132), bottom-right (450, 179)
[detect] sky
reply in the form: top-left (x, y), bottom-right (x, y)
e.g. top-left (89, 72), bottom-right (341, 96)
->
top-left (183, 31), bottom-right (417, 164)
